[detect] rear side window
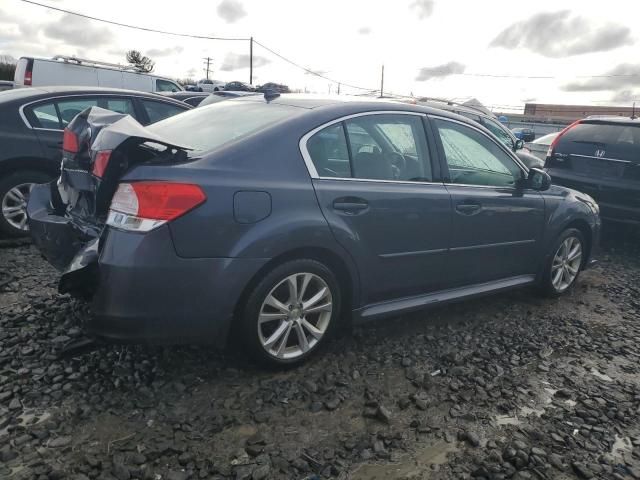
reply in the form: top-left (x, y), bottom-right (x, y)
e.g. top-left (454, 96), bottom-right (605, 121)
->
top-left (105, 98), bottom-right (135, 115)
top-left (57, 98), bottom-right (99, 126)
top-left (307, 114), bottom-right (433, 182)
top-left (31, 103), bottom-right (61, 129)
top-left (140, 100), bottom-right (186, 124)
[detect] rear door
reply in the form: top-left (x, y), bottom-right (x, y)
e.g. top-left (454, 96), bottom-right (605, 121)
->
top-left (304, 112), bottom-right (452, 306)
top-left (431, 116), bottom-right (545, 286)
top-left (24, 96), bottom-right (100, 162)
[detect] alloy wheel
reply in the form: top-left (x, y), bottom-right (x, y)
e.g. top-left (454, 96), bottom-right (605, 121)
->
top-left (551, 236), bottom-right (582, 292)
top-left (1, 183), bottom-right (34, 232)
top-left (257, 272), bottom-right (333, 360)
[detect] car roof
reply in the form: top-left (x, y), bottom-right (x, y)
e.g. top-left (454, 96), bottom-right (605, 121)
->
top-left (227, 93), bottom-right (491, 124)
top-left (583, 116), bottom-right (640, 126)
top-left (0, 86), bottom-right (191, 107)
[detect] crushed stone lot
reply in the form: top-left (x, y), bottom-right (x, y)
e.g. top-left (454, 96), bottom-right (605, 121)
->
top-left (1, 227), bottom-right (640, 480)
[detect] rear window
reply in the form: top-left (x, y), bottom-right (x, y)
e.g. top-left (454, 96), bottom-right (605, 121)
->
top-left (562, 123), bottom-right (640, 147)
top-left (148, 100), bottom-right (303, 154)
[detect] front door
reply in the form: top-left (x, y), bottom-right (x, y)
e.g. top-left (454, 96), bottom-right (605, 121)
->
top-left (431, 116), bottom-right (545, 287)
top-left (304, 112), bottom-right (452, 305)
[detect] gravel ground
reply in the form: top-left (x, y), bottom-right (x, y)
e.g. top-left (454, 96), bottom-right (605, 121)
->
top-left (1, 226), bottom-right (640, 480)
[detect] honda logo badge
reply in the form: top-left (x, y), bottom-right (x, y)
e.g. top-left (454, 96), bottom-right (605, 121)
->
top-left (595, 149), bottom-right (606, 158)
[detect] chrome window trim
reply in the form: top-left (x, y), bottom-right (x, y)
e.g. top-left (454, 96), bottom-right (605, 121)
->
top-left (571, 154), bottom-right (632, 164)
top-left (18, 93), bottom-right (187, 130)
top-left (299, 110), bottom-right (428, 181)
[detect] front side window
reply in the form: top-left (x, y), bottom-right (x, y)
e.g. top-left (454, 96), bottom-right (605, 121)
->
top-left (307, 114), bottom-right (433, 182)
top-left (156, 79), bottom-right (180, 92)
top-left (435, 118), bottom-right (522, 188)
top-left (140, 100), bottom-right (186, 125)
top-left (482, 117), bottom-right (515, 150)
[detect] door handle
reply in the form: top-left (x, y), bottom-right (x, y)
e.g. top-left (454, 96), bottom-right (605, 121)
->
top-left (455, 202), bottom-right (482, 215)
top-left (333, 197), bottom-right (369, 213)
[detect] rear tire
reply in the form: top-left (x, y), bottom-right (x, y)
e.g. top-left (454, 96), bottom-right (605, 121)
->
top-left (539, 228), bottom-right (585, 297)
top-left (0, 170), bottom-right (52, 237)
top-left (238, 259), bottom-right (341, 367)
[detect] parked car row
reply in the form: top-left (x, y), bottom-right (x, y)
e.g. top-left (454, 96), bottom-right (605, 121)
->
top-left (0, 86), bottom-right (191, 236)
top-left (26, 93), bottom-right (601, 365)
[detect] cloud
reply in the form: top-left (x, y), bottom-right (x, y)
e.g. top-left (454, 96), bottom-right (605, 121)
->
top-left (146, 46), bottom-right (184, 57)
top-left (491, 11), bottom-right (633, 58)
top-left (410, 0), bottom-right (434, 19)
top-left (358, 27), bottom-right (372, 35)
top-left (611, 90), bottom-right (639, 103)
top-left (44, 13), bottom-right (112, 47)
top-left (220, 52), bottom-right (269, 71)
top-left (217, 0), bottom-right (247, 23)
top-left (410, 0), bottom-right (435, 19)
top-left (415, 61), bottom-right (465, 81)
top-left (562, 63), bottom-right (640, 92)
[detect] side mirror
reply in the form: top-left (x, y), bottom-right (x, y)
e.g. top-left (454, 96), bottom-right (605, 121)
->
top-left (515, 139), bottom-right (525, 150)
top-left (526, 167), bottom-right (551, 191)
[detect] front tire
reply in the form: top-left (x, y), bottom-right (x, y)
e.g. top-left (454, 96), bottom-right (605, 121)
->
top-left (239, 259), bottom-right (341, 367)
top-left (540, 228), bottom-right (585, 297)
top-left (0, 170), bottom-right (52, 237)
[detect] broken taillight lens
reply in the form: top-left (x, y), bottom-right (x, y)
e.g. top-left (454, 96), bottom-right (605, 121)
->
top-left (92, 150), bottom-right (112, 178)
top-left (106, 181), bottom-right (206, 232)
top-left (62, 128), bottom-right (79, 153)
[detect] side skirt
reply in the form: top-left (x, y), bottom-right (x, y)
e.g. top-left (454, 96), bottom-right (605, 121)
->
top-left (353, 274), bottom-right (536, 323)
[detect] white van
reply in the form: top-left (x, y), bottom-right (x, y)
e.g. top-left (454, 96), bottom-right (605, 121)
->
top-left (14, 56), bottom-right (183, 93)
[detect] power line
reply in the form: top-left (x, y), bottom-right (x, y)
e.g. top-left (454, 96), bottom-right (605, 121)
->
top-left (16, 0), bottom-right (640, 89)
top-left (252, 40), bottom-right (374, 91)
top-left (18, 0), bottom-right (249, 41)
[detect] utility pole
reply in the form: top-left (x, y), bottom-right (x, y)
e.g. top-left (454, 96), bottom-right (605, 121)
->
top-left (203, 57), bottom-right (212, 79)
top-left (337, 82), bottom-right (341, 95)
top-left (380, 64), bottom-right (385, 98)
top-left (249, 36), bottom-right (253, 85)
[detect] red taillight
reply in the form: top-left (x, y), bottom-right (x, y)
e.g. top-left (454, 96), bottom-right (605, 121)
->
top-left (24, 71), bottom-right (32, 86)
top-left (108, 182), bottom-right (206, 232)
top-left (92, 150), bottom-right (112, 178)
top-left (62, 128), bottom-right (79, 153)
top-left (547, 119), bottom-right (582, 158)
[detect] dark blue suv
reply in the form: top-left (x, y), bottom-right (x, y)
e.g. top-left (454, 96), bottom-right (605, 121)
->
top-left (28, 95), bottom-right (601, 366)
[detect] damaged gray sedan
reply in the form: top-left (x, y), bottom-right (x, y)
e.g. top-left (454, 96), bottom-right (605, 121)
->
top-left (29, 95), bottom-right (601, 366)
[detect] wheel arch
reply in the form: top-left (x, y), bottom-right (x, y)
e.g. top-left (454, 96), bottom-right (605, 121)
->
top-left (232, 246), bottom-right (359, 331)
top-left (562, 218), bottom-right (593, 267)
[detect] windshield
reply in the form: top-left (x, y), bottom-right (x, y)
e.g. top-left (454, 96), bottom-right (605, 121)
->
top-left (148, 100), bottom-right (304, 154)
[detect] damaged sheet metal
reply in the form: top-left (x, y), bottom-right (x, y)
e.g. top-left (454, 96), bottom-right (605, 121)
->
top-left (28, 106), bottom-right (191, 296)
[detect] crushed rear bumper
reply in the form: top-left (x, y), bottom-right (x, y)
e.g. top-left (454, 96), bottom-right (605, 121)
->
top-left (28, 181), bottom-right (268, 346)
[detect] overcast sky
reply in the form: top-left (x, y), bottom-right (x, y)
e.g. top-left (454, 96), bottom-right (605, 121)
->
top-left (1, 0), bottom-right (639, 111)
